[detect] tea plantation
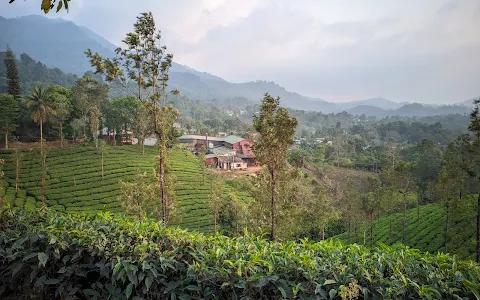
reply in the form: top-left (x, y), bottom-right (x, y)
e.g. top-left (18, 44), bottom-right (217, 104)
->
top-left (0, 145), bottom-right (237, 233)
top-left (1, 209), bottom-right (479, 299)
top-left (334, 196), bottom-right (478, 261)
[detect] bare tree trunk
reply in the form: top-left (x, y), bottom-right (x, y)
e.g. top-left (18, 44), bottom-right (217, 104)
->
top-left (40, 119), bottom-right (43, 149)
top-left (363, 222), bottom-right (366, 246)
top-left (4, 127), bottom-right (8, 149)
top-left (403, 194), bottom-right (407, 244)
top-left (15, 151), bottom-right (19, 191)
top-left (321, 227), bottom-right (325, 241)
top-left (41, 151), bottom-right (46, 206)
top-left (160, 142), bottom-right (167, 226)
top-left (477, 193), bottom-right (480, 263)
top-left (389, 217), bottom-right (392, 241)
top-left (270, 169), bottom-right (276, 241)
top-left (444, 199), bottom-right (449, 253)
top-left (370, 213), bottom-right (374, 247)
top-left (60, 123), bottom-right (64, 148)
top-left (101, 151), bottom-right (104, 179)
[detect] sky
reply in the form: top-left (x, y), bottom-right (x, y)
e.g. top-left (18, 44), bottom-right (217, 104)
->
top-left (2, 0), bottom-right (480, 104)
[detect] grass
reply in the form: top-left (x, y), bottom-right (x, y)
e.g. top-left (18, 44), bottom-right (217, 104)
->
top-left (333, 196), bottom-right (478, 260)
top-left (0, 145), bottom-right (252, 233)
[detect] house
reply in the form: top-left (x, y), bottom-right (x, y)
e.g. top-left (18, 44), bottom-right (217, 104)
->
top-left (218, 156), bottom-right (247, 170)
top-left (179, 134), bottom-right (256, 170)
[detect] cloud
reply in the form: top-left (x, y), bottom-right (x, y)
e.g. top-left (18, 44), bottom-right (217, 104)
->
top-left (1, 0), bottom-right (479, 103)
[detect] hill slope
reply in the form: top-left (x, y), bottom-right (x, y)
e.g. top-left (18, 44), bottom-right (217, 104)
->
top-left (0, 145), bottom-right (221, 232)
top-left (0, 51), bottom-right (78, 94)
top-left (333, 199), bottom-right (477, 260)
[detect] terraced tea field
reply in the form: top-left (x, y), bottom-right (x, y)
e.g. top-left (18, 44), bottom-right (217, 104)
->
top-left (334, 197), bottom-right (478, 260)
top-left (0, 145), bottom-right (245, 233)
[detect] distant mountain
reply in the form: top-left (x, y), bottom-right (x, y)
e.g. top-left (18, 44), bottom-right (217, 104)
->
top-left (455, 99), bottom-right (476, 107)
top-left (0, 51), bottom-right (78, 94)
top-left (0, 14), bottom-right (473, 116)
top-left (0, 15), bottom-right (115, 75)
top-left (338, 98), bottom-right (404, 111)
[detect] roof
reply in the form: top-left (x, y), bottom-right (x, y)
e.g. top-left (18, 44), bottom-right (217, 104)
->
top-left (218, 156), bottom-right (244, 163)
top-left (179, 135), bottom-right (224, 142)
top-left (212, 146), bottom-right (236, 156)
top-left (223, 135), bottom-right (245, 145)
top-left (239, 140), bottom-right (255, 157)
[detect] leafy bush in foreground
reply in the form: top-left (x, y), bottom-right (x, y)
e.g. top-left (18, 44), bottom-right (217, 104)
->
top-left (0, 209), bottom-right (479, 299)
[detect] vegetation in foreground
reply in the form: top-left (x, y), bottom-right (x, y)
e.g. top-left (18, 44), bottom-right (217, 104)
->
top-left (1, 208), bottom-right (480, 300)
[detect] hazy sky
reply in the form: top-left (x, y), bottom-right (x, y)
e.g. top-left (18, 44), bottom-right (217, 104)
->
top-left (2, 0), bottom-right (480, 103)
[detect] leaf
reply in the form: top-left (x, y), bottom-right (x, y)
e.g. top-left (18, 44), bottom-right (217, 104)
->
top-left (277, 286), bottom-right (287, 298)
top-left (41, 0), bottom-right (51, 13)
top-left (45, 278), bottom-right (60, 285)
top-left (11, 262), bottom-right (24, 277)
top-left (145, 276), bottom-right (153, 291)
top-left (329, 288), bottom-right (337, 300)
top-left (113, 262), bottom-right (122, 274)
top-left (83, 289), bottom-right (99, 296)
top-left (34, 275), bottom-right (46, 287)
top-left (56, 0), bottom-right (63, 12)
top-left (126, 283), bottom-right (133, 299)
top-left (38, 252), bottom-right (48, 268)
top-left (323, 279), bottom-right (336, 286)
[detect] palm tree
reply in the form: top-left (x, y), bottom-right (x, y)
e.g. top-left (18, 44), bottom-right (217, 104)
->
top-left (26, 86), bottom-right (56, 148)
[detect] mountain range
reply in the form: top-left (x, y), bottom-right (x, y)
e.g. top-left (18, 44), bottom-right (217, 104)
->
top-left (0, 15), bottom-right (475, 116)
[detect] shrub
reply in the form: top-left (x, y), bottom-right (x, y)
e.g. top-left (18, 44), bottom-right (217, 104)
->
top-left (0, 209), bottom-right (479, 300)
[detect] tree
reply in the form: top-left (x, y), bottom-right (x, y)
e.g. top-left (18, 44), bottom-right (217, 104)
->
top-left (72, 76), bottom-right (108, 143)
top-left (9, 0), bottom-right (71, 14)
top-left (50, 85), bottom-right (72, 148)
top-left (209, 173), bottom-right (223, 233)
top-left (0, 94), bottom-right (19, 149)
top-left (198, 144), bottom-right (207, 184)
top-left (86, 12), bottom-right (176, 226)
top-left (132, 102), bottom-right (154, 154)
top-left (26, 86), bottom-right (56, 148)
top-left (4, 46), bottom-right (21, 101)
top-left (120, 171), bottom-right (162, 220)
top-left (383, 160), bottom-right (417, 244)
top-left (253, 93), bottom-right (298, 240)
top-left (89, 106), bottom-right (102, 148)
top-left (12, 150), bottom-right (23, 191)
top-left (468, 98), bottom-right (480, 262)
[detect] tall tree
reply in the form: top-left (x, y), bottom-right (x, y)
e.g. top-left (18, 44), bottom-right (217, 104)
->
top-left (0, 93), bottom-right (19, 149)
top-left (383, 160), bottom-right (417, 244)
top-left (86, 12), bottom-right (177, 226)
top-left (253, 93), bottom-right (298, 241)
top-left (468, 98), bottom-right (480, 262)
top-left (72, 76), bottom-right (108, 143)
top-left (50, 85), bottom-right (72, 148)
top-left (26, 86), bottom-right (56, 148)
top-left (4, 46), bottom-right (21, 101)
top-left (132, 102), bottom-right (154, 154)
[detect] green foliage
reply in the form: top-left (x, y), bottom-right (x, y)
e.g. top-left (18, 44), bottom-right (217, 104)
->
top-left (4, 47), bottom-right (20, 100)
top-left (0, 94), bottom-right (19, 148)
top-left (1, 208), bottom-right (479, 299)
top-left (335, 197), bottom-right (478, 260)
top-left (0, 52), bottom-right (78, 95)
top-left (0, 146), bottom-right (218, 233)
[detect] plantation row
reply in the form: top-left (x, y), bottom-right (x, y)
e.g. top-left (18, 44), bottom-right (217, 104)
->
top-left (334, 196), bottom-right (477, 260)
top-left (0, 146), bottom-right (255, 232)
top-left (1, 209), bottom-right (479, 300)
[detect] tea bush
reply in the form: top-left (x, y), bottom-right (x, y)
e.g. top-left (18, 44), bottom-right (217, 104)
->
top-left (334, 196), bottom-right (478, 261)
top-left (0, 209), bottom-right (479, 299)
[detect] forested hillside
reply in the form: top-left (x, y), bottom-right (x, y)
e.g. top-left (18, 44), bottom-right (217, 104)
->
top-left (0, 51), bottom-right (77, 94)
